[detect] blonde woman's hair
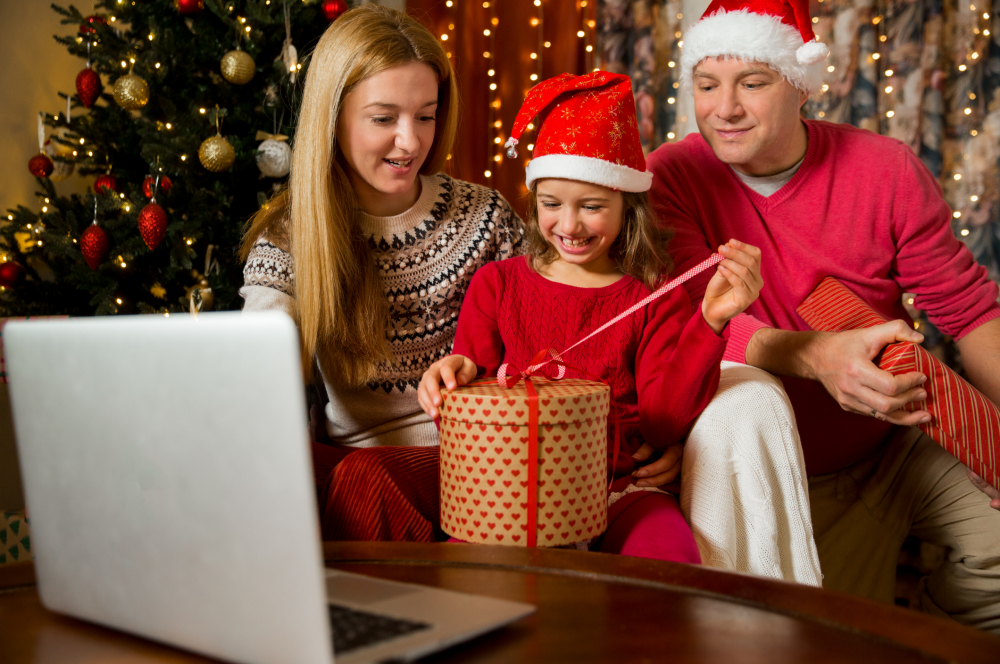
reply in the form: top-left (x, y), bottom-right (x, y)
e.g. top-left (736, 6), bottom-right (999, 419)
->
top-left (522, 185), bottom-right (673, 291)
top-left (240, 5), bottom-right (459, 385)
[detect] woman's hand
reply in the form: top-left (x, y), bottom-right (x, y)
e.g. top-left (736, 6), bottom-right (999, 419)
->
top-left (702, 239), bottom-right (763, 334)
top-left (417, 354), bottom-right (478, 419)
top-left (631, 443), bottom-right (683, 487)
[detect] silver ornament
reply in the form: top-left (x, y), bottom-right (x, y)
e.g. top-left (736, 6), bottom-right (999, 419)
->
top-left (256, 139), bottom-right (291, 178)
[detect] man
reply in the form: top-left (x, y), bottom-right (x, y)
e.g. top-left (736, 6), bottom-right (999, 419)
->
top-left (647, 0), bottom-right (1000, 632)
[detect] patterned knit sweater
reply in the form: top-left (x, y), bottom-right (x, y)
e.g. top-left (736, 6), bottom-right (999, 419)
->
top-left (241, 173), bottom-right (523, 448)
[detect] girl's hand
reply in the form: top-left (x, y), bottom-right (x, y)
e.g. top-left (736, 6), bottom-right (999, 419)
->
top-left (631, 443), bottom-right (683, 487)
top-left (702, 239), bottom-right (763, 334)
top-left (417, 354), bottom-right (478, 419)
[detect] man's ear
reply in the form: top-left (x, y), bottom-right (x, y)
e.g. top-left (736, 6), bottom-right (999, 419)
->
top-left (798, 87), bottom-right (810, 108)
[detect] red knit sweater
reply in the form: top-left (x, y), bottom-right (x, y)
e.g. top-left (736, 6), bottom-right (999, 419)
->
top-left (648, 119), bottom-right (1000, 475)
top-left (452, 256), bottom-right (727, 482)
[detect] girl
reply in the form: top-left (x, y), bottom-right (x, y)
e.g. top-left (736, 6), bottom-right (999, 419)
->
top-left (418, 72), bottom-right (763, 561)
top-left (240, 6), bottom-right (522, 542)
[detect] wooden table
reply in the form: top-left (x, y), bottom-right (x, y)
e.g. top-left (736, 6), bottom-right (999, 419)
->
top-left (2, 542), bottom-right (998, 663)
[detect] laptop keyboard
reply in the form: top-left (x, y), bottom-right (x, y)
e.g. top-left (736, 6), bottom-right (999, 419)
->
top-left (329, 603), bottom-right (431, 655)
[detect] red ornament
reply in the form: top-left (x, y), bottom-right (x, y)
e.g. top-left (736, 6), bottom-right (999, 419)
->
top-left (138, 202), bottom-right (168, 250)
top-left (79, 15), bottom-right (107, 36)
top-left (76, 66), bottom-right (102, 108)
top-left (321, 0), bottom-right (349, 21)
top-left (143, 175), bottom-right (173, 199)
top-left (28, 154), bottom-right (54, 178)
top-left (174, 0), bottom-right (205, 13)
top-left (80, 224), bottom-right (110, 270)
top-left (94, 174), bottom-right (120, 195)
top-left (0, 263), bottom-right (25, 289)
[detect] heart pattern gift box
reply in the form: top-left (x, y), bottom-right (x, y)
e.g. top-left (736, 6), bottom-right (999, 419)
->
top-left (439, 377), bottom-right (610, 547)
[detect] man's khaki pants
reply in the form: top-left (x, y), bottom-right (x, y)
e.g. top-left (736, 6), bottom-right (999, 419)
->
top-left (809, 426), bottom-right (1000, 633)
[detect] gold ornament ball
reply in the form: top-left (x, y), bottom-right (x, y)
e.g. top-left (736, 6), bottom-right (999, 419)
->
top-left (220, 50), bottom-right (256, 85)
top-left (199, 134), bottom-right (236, 172)
top-left (113, 73), bottom-right (149, 110)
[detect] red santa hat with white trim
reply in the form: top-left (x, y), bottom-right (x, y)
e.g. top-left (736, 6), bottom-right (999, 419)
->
top-left (680, 0), bottom-right (829, 94)
top-left (505, 71), bottom-right (652, 192)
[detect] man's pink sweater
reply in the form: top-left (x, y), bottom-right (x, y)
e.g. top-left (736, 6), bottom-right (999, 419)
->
top-left (648, 119), bottom-right (1000, 475)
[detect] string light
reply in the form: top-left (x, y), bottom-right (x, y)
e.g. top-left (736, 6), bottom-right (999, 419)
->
top-left (485, 1), bottom-right (498, 182)
top-left (961, 228), bottom-right (971, 236)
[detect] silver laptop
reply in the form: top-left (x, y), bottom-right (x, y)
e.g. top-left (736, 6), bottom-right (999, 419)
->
top-left (5, 312), bottom-right (533, 664)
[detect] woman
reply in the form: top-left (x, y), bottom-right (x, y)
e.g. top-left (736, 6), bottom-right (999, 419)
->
top-left (239, 5), bottom-right (522, 542)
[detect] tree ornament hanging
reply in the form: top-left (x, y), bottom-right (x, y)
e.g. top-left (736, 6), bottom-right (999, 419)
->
top-left (94, 174), bottom-right (120, 195)
top-left (81, 200), bottom-right (109, 270)
top-left (186, 245), bottom-right (218, 313)
top-left (220, 48), bottom-right (255, 85)
top-left (76, 44), bottom-right (102, 108)
top-left (79, 15), bottom-right (107, 36)
top-left (174, 0), bottom-right (204, 13)
top-left (199, 107), bottom-right (235, 172)
top-left (28, 154), bottom-right (54, 178)
top-left (277, 1), bottom-right (299, 83)
top-left (28, 113), bottom-right (53, 178)
top-left (321, 0), bottom-right (349, 22)
top-left (138, 204), bottom-right (168, 250)
top-left (0, 262), bottom-right (25, 289)
top-left (138, 175), bottom-right (168, 250)
top-left (45, 137), bottom-right (75, 182)
top-left (113, 65), bottom-right (149, 111)
top-left (255, 130), bottom-right (291, 178)
top-left (143, 175), bottom-right (172, 198)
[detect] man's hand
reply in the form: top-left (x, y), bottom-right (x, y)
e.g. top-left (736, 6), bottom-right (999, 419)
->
top-left (631, 443), bottom-right (683, 487)
top-left (967, 469), bottom-right (1000, 511)
top-left (803, 321), bottom-right (932, 425)
top-left (702, 239), bottom-right (764, 334)
top-left (417, 354), bottom-right (478, 419)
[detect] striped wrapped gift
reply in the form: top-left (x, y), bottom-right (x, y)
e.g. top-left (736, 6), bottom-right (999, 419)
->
top-left (797, 277), bottom-right (999, 490)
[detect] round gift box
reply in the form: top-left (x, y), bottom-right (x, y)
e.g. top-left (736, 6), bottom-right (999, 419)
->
top-left (439, 377), bottom-right (610, 547)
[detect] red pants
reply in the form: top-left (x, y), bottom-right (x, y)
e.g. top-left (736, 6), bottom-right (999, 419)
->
top-left (311, 442), bottom-right (440, 542)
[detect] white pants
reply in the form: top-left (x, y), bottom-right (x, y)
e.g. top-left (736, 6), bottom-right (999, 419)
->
top-left (681, 361), bottom-right (822, 586)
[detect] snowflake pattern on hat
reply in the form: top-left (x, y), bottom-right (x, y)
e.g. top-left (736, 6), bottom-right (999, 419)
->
top-left (506, 71), bottom-right (652, 192)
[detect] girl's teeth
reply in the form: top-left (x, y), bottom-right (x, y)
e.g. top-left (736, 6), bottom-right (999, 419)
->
top-left (387, 159), bottom-right (410, 167)
top-left (561, 236), bottom-right (591, 248)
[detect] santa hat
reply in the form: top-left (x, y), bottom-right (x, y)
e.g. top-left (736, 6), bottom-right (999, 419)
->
top-left (505, 71), bottom-right (652, 192)
top-left (680, 0), bottom-right (829, 94)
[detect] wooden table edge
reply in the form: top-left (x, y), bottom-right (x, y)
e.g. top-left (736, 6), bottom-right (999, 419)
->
top-left (324, 541), bottom-right (1000, 664)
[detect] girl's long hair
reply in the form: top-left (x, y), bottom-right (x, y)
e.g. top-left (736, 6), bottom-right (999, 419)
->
top-left (240, 5), bottom-right (458, 385)
top-left (522, 186), bottom-right (674, 290)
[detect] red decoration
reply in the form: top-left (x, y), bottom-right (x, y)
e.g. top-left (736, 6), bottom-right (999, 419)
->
top-left (174, 0), bottom-right (205, 13)
top-left (79, 15), bottom-right (107, 36)
top-left (138, 202), bottom-right (168, 250)
top-left (143, 175), bottom-right (173, 199)
top-left (80, 225), bottom-right (110, 270)
top-left (94, 174), bottom-right (120, 195)
top-left (321, 0), bottom-right (349, 21)
top-left (28, 154), bottom-right (53, 178)
top-left (76, 67), bottom-right (102, 108)
top-left (0, 263), bottom-right (25, 289)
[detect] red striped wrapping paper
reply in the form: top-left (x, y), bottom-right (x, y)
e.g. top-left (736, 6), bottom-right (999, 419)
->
top-left (797, 277), bottom-right (999, 489)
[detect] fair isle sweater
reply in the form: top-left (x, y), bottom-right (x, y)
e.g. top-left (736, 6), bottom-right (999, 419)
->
top-left (240, 173), bottom-right (524, 448)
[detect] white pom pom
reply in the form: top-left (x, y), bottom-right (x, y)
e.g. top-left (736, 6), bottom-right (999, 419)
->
top-left (796, 40), bottom-right (829, 65)
top-left (505, 137), bottom-right (518, 159)
top-left (256, 139), bottom-right (291, 178)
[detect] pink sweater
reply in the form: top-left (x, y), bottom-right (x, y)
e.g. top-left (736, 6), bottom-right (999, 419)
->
top-left (648, 119), bottom-right (1000, 475)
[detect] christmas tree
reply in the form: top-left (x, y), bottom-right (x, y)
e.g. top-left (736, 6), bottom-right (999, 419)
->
top-left (1, 0), bottom-right (352, 317)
